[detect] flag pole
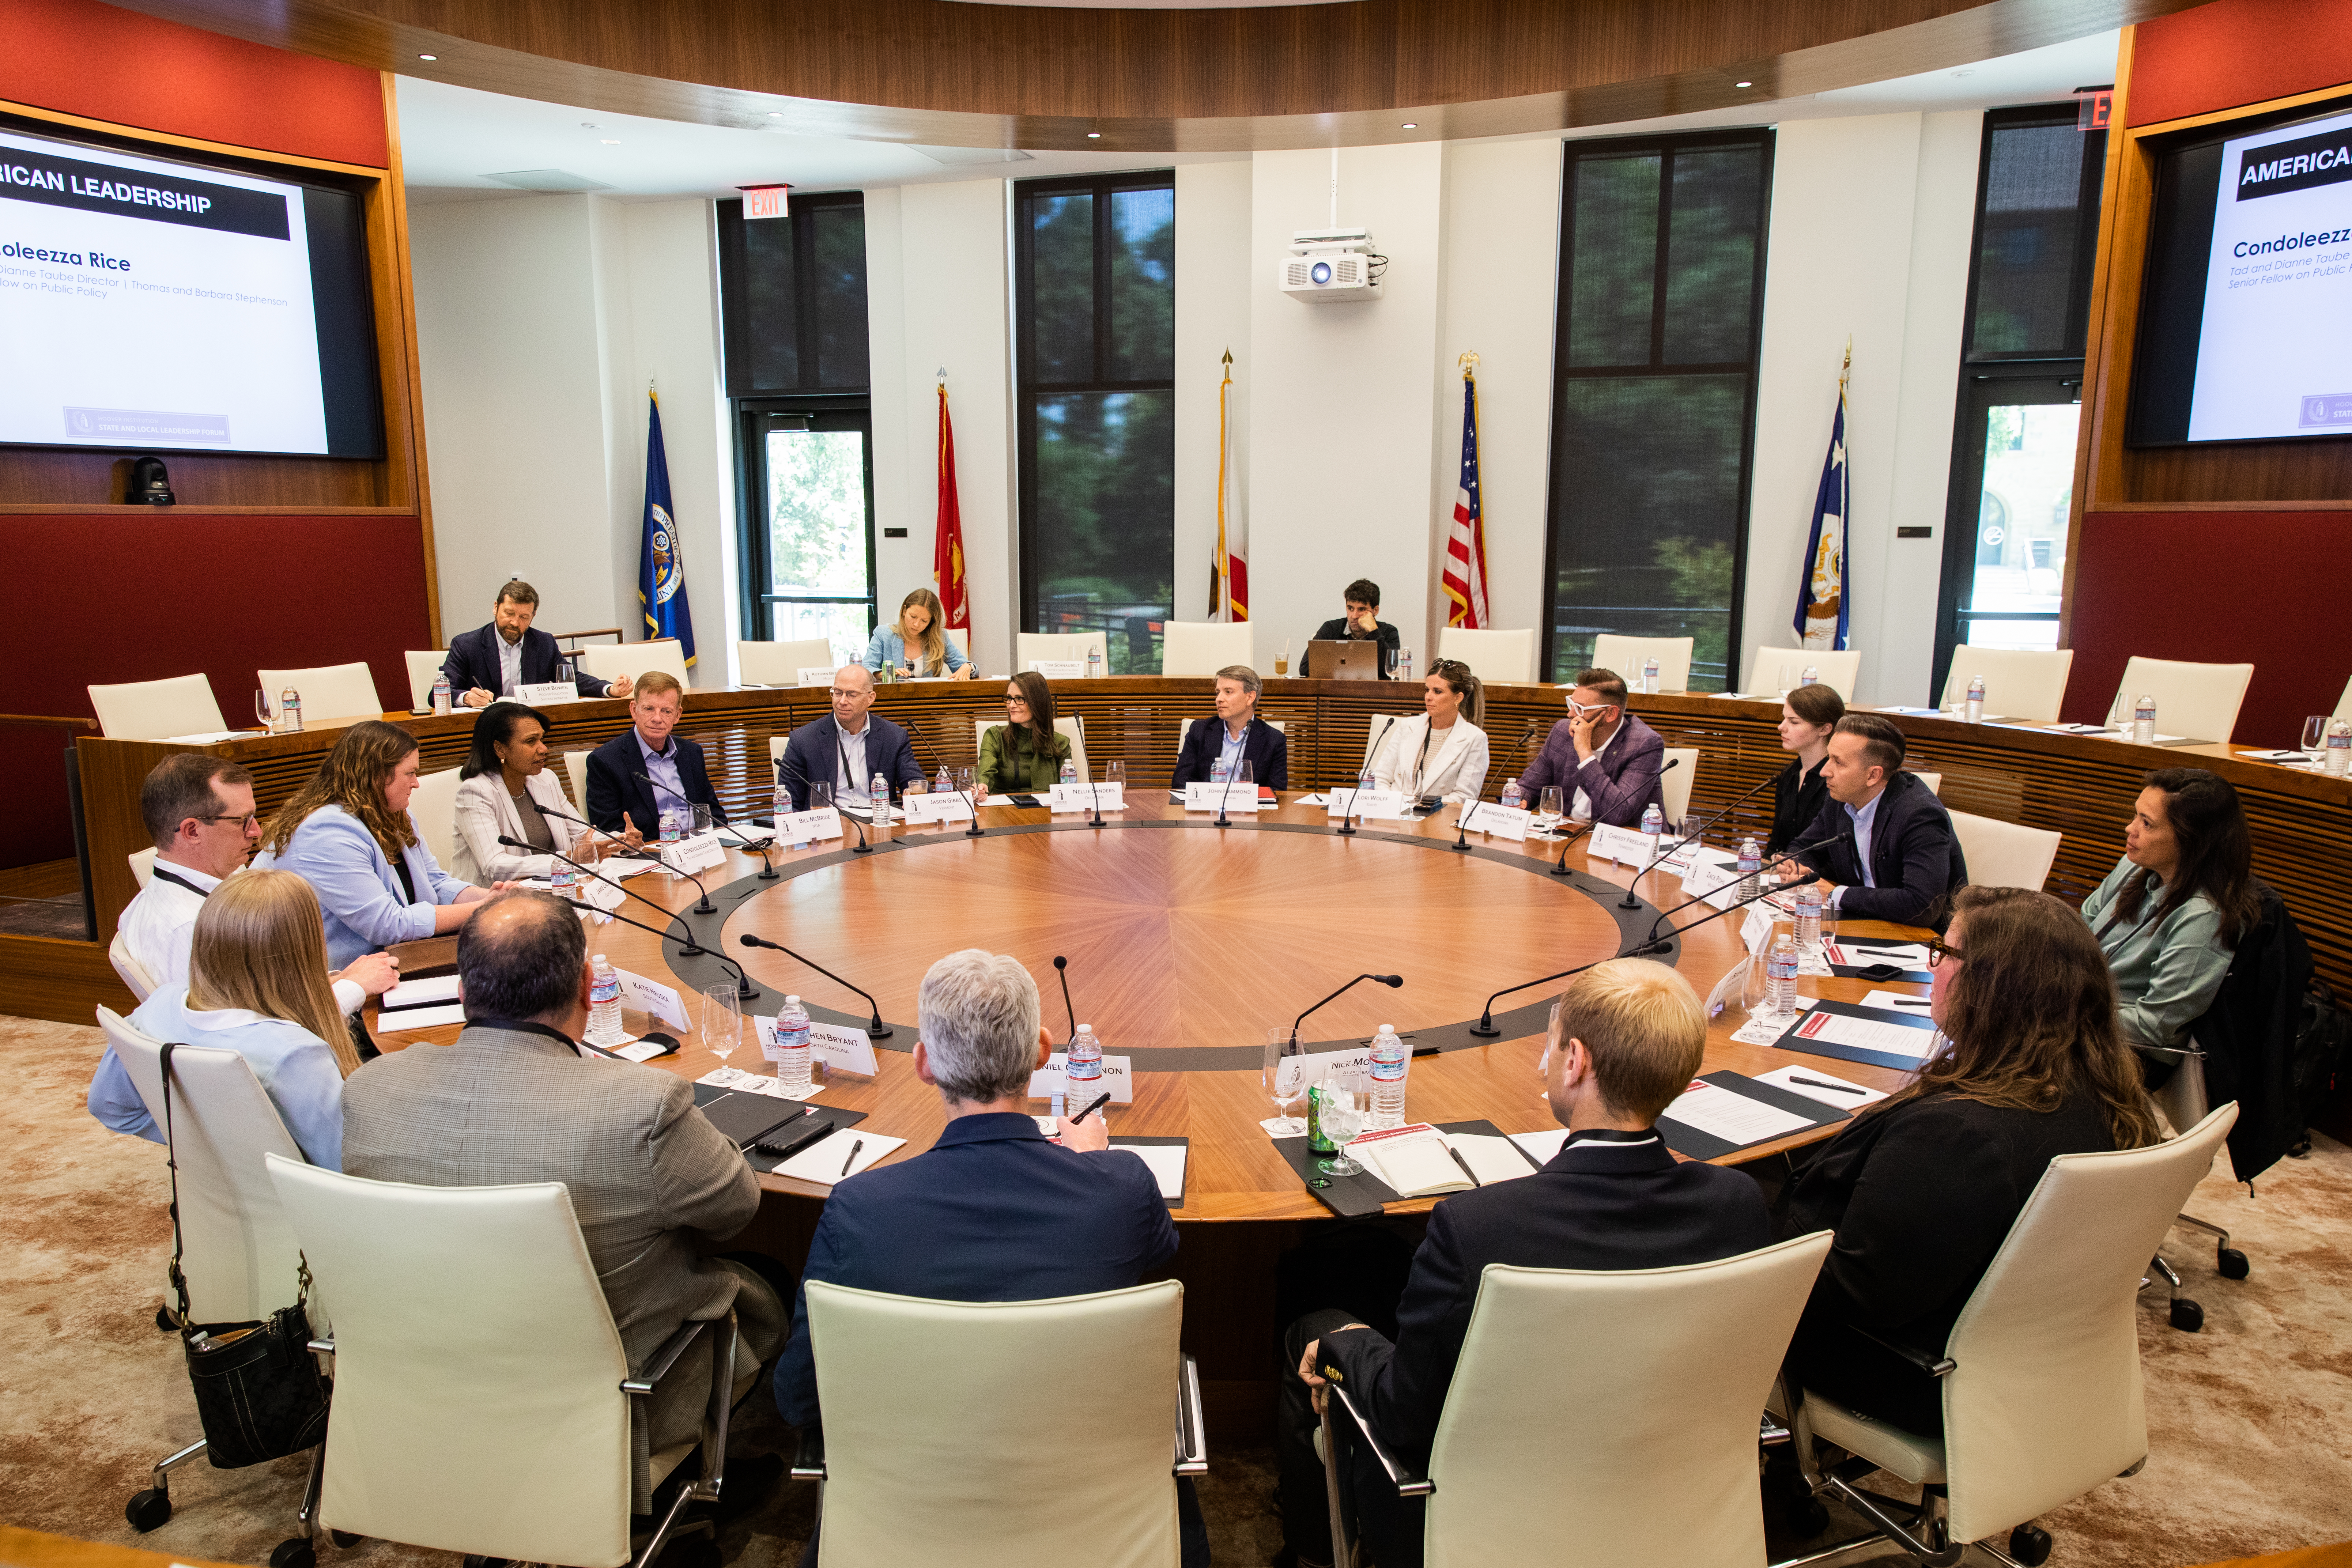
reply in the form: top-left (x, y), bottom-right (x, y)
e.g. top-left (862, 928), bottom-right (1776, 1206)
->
top-left (1216, 348), bottom-right (1233, 623)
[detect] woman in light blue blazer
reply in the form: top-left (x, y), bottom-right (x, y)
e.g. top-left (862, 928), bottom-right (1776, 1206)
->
top-left (861, 587), bottom-right (975, 680)
top-left (104, 870), bottom-right (354, 1169)
top-left (254, 720), bottom-right (501, 966)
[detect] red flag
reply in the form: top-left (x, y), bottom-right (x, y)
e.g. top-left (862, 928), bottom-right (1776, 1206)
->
top-left (934, 385), bottom-right (970, 634)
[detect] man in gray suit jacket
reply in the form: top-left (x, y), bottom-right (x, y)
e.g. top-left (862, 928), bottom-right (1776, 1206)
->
top-left (341, 893), bottom-right (785, 1512)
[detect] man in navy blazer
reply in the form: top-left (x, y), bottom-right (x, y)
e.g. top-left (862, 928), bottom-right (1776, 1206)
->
top-left (440, 580), bottom-right (630, 706)
top-left (1281, 961), bottom-right (1773, 1568)
top-left (1785, 713), bottom-right (1968, 931)
top-left (585, 673), bottom-right (729, 836)
top-left (1514, 667), bottom-right (1665, 827)
top-left (1170, 664), bottom-right (1290, 790)
top-left (776, 664), bottom-right (925, 811)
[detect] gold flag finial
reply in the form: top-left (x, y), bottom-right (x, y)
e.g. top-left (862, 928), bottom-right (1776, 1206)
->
top-left (1222, 347), bottom-right (1233, 367)
top-left (1458, 350), bottom-right (1480, 373)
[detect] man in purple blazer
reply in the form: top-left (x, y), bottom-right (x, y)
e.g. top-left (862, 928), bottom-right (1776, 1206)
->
top-left (1515, 668), bottom-right (1667, 827)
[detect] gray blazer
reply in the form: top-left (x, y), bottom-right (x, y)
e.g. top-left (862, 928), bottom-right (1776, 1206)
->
top-left (340, 1023), bottom-right (760, 1508)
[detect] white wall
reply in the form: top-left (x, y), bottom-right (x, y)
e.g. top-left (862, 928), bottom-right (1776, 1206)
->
top-left (1174, 161), bottom-right (1254, 624)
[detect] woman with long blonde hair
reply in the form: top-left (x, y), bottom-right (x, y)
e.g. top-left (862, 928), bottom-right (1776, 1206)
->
top-left (122, 870), bottom-right (357, 1168)
top-left (862, 587), bottom-right (975, 680)
top-left (256, 719), bottom-right (500, 966)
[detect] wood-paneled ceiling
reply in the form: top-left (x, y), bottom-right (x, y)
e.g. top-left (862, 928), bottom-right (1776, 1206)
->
top-left (117, 0), bottom-right (2195, 150)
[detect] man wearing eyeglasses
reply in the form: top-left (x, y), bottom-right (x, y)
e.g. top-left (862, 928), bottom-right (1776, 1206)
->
top-left (90, 754), bottom-right (396, 1138)
top-left (1514, 667), bottom-right (1666, 827)
top-left (775, 663), bottom-right (927, 812)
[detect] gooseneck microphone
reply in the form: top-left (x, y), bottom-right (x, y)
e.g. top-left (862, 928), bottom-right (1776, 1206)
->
top-left (1612, 756), bottom-right (1687, 911)
top-left (1052, 955), bottom-right (1079, 1043)
top-left (1635, 831), bottom-right (1851, 953)
top-left (548, 895), bottom-right (759, 1003)
top-left (905, 726), bottom-right (985, 838)
top-left (502, 835), bottom-right (711, 957)
top-left (1290, 972), bottom-right (1404, 1049)
top-left (631, 772), bottom-right (718, 913)
top-left (738, 934), bottom-right (892, 1038)
top-left (781, 753), bottom-right (869, 855)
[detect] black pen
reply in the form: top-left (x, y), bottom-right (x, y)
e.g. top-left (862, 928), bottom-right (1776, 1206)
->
top-left (1790, 1074), bottom-right (1866, 1095)
top-left (838, 1138), bottom-right (864, 1177)
top-left (1446, 1146), bottom-right (1482, 1187)
top-left (1069, 1091), bottom-right (1113, 1124)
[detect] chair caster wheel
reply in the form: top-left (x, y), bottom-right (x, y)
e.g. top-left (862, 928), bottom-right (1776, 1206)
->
top-left (2217, 1247), bottom-right (2250, 1280)
top-left (462, 1556), bottom-right (513, 1568)
top-left (268, 1539), bottom-right (316, 1568)
top-left (2009, 1523), bottom-right (2053, 1566)
top-left (155, 1306), bottom-right (177, 1333)
top-left (330, 1531), bottom-right (360, 1548)
top-left (125, 1489), bottom-right (171, 1532)
top-left (2170, 1297), bottom-right (2204, 1332)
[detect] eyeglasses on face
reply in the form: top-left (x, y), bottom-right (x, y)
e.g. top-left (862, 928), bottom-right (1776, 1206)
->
top-left (1926, 937), bottom-right (1964, 968)
top-left (827, 688), bottom-right (867, 701)
top-left (198, 813), bottom-right (260, 832)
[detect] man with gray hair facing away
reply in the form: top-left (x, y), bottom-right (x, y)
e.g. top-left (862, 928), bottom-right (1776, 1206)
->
top-left (771, 949), bottom-right (1193, 1558)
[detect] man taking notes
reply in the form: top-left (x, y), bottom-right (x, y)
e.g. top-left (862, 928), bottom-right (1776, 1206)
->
top-left (441, 579), bottom-right (633, 707)
top-left (1279, 961), bottom-right (1772, 1568)
top-left (1516, 666), bottom-right (1665, 827)
top-left (1783, 712), bottom-right (1969, 931)
top-left (586, 671), bottom-right (728, 838)
top-left (1170, 664), bottom-right (1290, 790)
top-left (775, 664), bottom-right (924, 811)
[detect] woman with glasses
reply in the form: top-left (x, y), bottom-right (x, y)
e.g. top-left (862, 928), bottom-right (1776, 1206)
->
top-left (862, 587), bottom-right (975, 680)
top-left (256, 720), bottom-right (505, 966)
top-left (1370, 661), bottom-right (1491, 805)
top-left (1778, 885), bottom-right (2160, 1436)
top-left (978, 670), bottom-right (1074, 794)
top-left (1765, 683), bottom-right (1845, 854)
top-left (2079, 767), bottom-right (2259, 1057)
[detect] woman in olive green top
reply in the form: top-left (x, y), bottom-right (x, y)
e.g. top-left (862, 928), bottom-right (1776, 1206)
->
top-left (2080, 767), bottom-right (2259, 1051)
top-left (978, 671), bottom-right (1072, 794)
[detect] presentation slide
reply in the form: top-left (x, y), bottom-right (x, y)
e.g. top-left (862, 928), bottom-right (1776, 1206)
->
top-left (0, 127), bottom-right (329, 455)
top-left (2189, 106), bottom-right (2352, 442)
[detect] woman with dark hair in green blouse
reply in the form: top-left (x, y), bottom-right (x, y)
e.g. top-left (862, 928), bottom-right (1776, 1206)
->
top-left (978, 671), bottom-right (1072, 794)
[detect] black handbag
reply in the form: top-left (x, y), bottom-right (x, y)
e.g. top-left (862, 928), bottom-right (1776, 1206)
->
top-left (159, 1040), bottom-right (332, 1469)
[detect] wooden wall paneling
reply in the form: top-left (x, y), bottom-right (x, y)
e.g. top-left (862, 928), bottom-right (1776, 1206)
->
top-left (0, 933), bottom-right (135, 1024)
top-left (76, 737), bottom-right (186, 937)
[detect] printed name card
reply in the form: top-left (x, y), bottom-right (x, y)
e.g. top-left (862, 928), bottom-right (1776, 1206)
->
top-left (1586, 823), bottom-right (1663, 866)
top-left (756, 1017), bottom-right (880, 1076)
top-left (1326, 786), bottom-right (1411, 820)
top-left (1027, 1052), bottom-right (1136, 1104)
top-left (1027, 659), bottom-right (1087, 679)
top-left (775, 807), bottom-right (843, 846)
top-left (616, 968), bottom-right (691, 1032)
top-left (797, 666), bottom-right (836, 687)
top-left (1459, 801), bottom-right (1532, 840)
top-left (660, 830), bottom-right (726, 873)
top-left (516, 680), bottom-right (584, 706)
top-left (902, 790), bottom-right (977, 825)
top-left (1272, 1044), bottom-right (1375, 1097)
top-left (1047, 781), bottom-right (1125, 814)
top-left (1185, 780), bottom-right (1264, 812)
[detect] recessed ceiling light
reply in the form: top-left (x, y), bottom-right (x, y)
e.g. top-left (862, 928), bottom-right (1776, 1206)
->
top-left (417, 53), bottom-right (437, 61)
top-left (1401, 122), bottom-right (1418, 129)
top-left (1735, 80), bottom-right (1753, 88)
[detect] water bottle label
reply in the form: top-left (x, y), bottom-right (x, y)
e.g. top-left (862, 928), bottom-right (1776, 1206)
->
top-left (590, 980), bottom-right (620, 1005)
top-left (1767, 954), bottom-right (1797, 981)
top-left (1370, 1058), bottom-right (1405, 1082)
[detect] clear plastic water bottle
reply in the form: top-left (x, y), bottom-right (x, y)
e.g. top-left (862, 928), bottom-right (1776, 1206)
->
top-left (1764, 929), bottom-right (1799, 1021)
top-left (1640, 801), bottom-right (1664, 864)
top-left (548, 850), bottom-right (578, 898)
top-left (658, 807), bottom-right (684, 846)
top-left (586, 955), bottom-right (624, 1046)
top-left (430, 672), bottom-right (452, 714)
top-left (1965, 675), bottom-right (1986, 724)
top-left (1396, 646), bottom-right (1413, 683)
top-left (933, 764), bottom-right (953, 797)
top-left (1800, 665), bottom-right (1819, 687)
top-left (773, 769), bottom-right (793, 826)
top-left (1059, 757), bottom-right (1078, 788)
top-left (2328, 719), bottom-right (2352, 777)
top-left (1085, 646), bottom-right (1103, 679)
top-left (1643, 657), bottom-right (1661, 694)
top-left (774, 994), bottom-right (813, 1092)
top-left (1737, 835), bottom-right (1763, 901)
top-left (2133, 695), bottom-right (2157, 745)
top-left (1793, 882), bottom-right (1823, 964)
top-left (1065, 1024), bottom-right (1105, 1113)
top-left (280, 687), bottom-right (303, 733)
top-left (1368, 1024), bottom-right (1408, 1127)
top-left (1499, 776), bottom-right (1525, 811)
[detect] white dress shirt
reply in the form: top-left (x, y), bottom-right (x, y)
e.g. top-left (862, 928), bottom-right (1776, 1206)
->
top-left (1826, 789), bottom-right (1885, 912)
top-left (833, 717), bottom-right (875, 800)
top-left (119, 859), bottom-right (362, 1012)
top-left (498, 632), bottom-right (524, 696)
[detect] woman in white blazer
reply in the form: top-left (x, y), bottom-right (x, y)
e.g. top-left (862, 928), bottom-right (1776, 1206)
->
top-left (452, 701), bottom-right (586, 884)
top-left (1371, 660), bottom-right (1491, 805)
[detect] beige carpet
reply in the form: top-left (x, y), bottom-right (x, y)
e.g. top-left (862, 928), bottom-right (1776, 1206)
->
top-left (3, 1012), bottom-right (2347, 1567)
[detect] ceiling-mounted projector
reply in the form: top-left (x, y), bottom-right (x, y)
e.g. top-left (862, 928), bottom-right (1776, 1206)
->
top-left (1280, 227), bottom-right (1382, 303)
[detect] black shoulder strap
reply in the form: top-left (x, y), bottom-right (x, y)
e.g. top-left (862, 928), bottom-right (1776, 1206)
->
top-left (158, 1040), bottom-right (192, 1330)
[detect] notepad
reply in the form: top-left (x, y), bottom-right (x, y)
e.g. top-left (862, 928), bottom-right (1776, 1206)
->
top-left (375, 1001), bottom-right (465, 1032)
top-left (1827, 940), bottom-right (1934, 970)
top-left (380, 975), bottom-right (462, 1011)
top-left (1345, 1125), bottom-right (1474, 1197)
top-left (773, 1131), bottom-right (903, 1186)
top-left (1509, 1127), bottom-right (1570, 1165)
top-left (1447, 1133), bottom-right (1541, 1185)
top-left (1113, 1140), bottom-right (1189, 1203)
top-left (1660, 1078), bottom-right (1812, 1146)
top-left (1788, 1009), bottom-right (1942, 1061)
top-left (1754, 1065), bottom-right (1888, 1109)
top-left (1857, 989), bottom-right (1935, 1015)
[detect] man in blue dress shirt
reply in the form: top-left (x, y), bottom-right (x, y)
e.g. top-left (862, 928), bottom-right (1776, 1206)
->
top-left (585, 672), bottom-right (728, 837)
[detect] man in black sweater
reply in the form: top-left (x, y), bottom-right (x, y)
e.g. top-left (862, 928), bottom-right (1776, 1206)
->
top-left (1277, 960), bottom-right (1774, 1568)
top-left (1303, 577), bottom-right (1401, 677)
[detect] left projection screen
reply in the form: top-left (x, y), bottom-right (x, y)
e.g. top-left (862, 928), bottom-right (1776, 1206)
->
top-left (0, 124), bottom-right (381, 458)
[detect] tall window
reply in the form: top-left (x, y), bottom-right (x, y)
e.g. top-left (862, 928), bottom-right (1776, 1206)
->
top-left (717, 193), bottom-right (878, 662)
top-left (1015, 173), bottom-right (1175, 674)
top-left (1932, 104), bottom-right (2107, 688)
top-left (1543, 131), bottom-right (1774, 689)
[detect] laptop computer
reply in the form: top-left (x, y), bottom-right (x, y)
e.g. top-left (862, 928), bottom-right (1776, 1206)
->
top-left (1309, 638), bottom-right (1385, 680)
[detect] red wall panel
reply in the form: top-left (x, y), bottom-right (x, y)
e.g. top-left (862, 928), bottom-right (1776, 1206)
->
top-left (2064, 510), bottom-right (2352, 741)
top-left (0, 0), bottom-right (387, 167)
top-left (2128, 0), bottom-right (2352, 126)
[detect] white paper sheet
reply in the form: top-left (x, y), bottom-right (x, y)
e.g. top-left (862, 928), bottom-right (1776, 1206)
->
top-left (1730, 1003), bottom-right (1811, 1046)
top-left (1754, 1065), bottom-right (1888, 1109)
top-left (1857, 989), bottom-right (1936, 1016)
top-left (1346, 1126), bottom-right (1473, 1197)
top-left (1828, 941), bottom-right (1933, 969)
top-left (163, 729), bottom-right (263, 744)
top-left (1509, 1127), bottom-right (1571, 1165)
top-left (1660, 1079), bottom-right (1812, 1145)
top-left (610, 1038), bottom-right (671, 1063)
top-left (720, 823), bottom-right (777, 845)
top-left (1786, 1009), bottom-right (1942, 1061)
top-left (1447, 1132), bottom-right (1539, 1184)
top-left (377, 1001), bottom-right (466, 1032)
top-left (774, 1131), bottom-right (904, 1186)
top-left (380, 975), bottom-right (462, 1010)
top-left (1116, 1143), bottom-right (1188, 1200)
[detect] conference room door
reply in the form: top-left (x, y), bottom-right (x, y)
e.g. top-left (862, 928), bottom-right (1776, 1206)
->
top-left (737, 402), bottom-right (879, 665)
top-left (1930, 370), bottom-right (2080, 701)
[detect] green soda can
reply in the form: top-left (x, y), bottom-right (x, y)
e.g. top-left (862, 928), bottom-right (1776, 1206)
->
top-left (1308, 1084), bottom-right (1335, 1152)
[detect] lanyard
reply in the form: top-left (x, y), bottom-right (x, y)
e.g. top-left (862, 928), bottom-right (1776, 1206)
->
top-left (152, 867), bottom-right (212, 899)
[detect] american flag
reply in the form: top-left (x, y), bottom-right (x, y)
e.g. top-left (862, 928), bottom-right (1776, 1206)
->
top-left (1441, 367), bottom-right (1489, 628)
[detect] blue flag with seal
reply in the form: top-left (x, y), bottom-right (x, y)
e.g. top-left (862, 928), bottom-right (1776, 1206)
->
top-left (638, 392), bottom-right (696, 666)
top-left (1793, 351), bottom-right (1850, 651)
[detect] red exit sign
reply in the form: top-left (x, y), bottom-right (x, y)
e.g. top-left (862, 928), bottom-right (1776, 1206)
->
top-left (740, 185), bottom-right (790, 220)
top-left (2077, 91), bottom-right (2113, 131)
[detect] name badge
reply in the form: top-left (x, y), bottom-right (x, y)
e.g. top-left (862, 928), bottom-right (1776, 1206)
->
top-left (1027, 659), bottom-right (1087, 679)
top-left (1586, 823), bottom-right (1661, 866)
top-left (1028, 1052), bottom-right (1135, 1104)
top-left (1047, 781), bottom-right (1124, 814)
top-left (1326, 786), bottom-right (1409, 820)
top-left (616, 968), bottom-right (691, 1032)
top-left (775, 807), bottom-right (843, 846)
top-left (1185, 780), bottom-right (1264, 812)
top-left (1460, 801), bottom-right (1532, 840)
top-left (516, 680), bottom-right (582, 706)
top-left (1272, 1044), bottom-right (1374, 1096)
top-left (797, 666), bottom-right (835, 688)
top-left (902, 790), bottom-right (977, 825)
top-left (660, 830), bottom-right (726, 873)
top-left (757, 1017), bottom-right (880, 1076)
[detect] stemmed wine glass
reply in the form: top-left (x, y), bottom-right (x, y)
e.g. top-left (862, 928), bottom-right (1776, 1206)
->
top-left (702, 984), bottom-right (743, 1073)
top-left (2303, 715), bottom-right (2330, 760)
top-left (1317, 1068), bottom-right (1369, 1177)
top-left (1263, 1028), bottom-right (1309, 1137)
top-left (1536, 785), bottom-right (1564, 837)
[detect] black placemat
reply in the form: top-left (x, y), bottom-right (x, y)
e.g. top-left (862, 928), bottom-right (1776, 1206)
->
top-left (1273, 1134), bottom-right (1401, 1217)
top-left (1656, 1070), bottom-right (1849, 1161)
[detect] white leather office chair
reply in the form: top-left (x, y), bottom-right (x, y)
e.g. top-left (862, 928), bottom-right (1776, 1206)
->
top-left (1590, 634), bottom-right (1695, 694)
top-left (89, 674), bottom-right (227, 740)
top-left (1017, 630), bottom-right (1110, 672)
top-left (2106, 657), bottom-right (2255, 743)
top-left (563, 752), bottom-right (594, 820)
top-left (1745, 647), bottom-right (1862, 699)
top-left (793, 1278), bottom-right (1203, 1568)
top-left (1660, 747), bottom-right (1698, 823)
top-left (946, 627), bottom-right (970, 664)
top-left (403, 650), bottom-right (449, 710)
top-left (737, 638), bottom-right (837, 686)
top-left (1938, 647), bottom-right (2075, 725)
top-left (1437, 627), bottom-right (1537, 684)
top-left (1949, 810), bottom-right (2061, 891)
top-left (99, 1010), bottom-right (326, 1550)
top-left (108, 933), bottom-right (158, 1002)
top-left (579, 639), bottom-right (692, 691)
top-left (1362, 712), bottom-right (1409, 776)
top-left (407, 767), bottom-right (463, 878)
top-left (971, 715), bottom-right (1089, 780)
top-left (257, 662), bottom-right (383, 724)
top-left (1908, 770), bottom-right (1943, 796)
top-left (2333, 673), bottom-right (2352, 724)
top-left (1779, 1105), bottom-right (2238, 1568)
top-left (1329, 1234), bottom-right (1831, 1568)
top-left (1160, 621), bottom-right (1254, 677)
top-left (128, 846), bottom-right (157, 889)
top-left (266, 1155), bottom-right (746, 1568)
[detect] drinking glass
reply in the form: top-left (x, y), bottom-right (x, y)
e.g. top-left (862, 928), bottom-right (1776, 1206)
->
top-left (1106, 760), bottom-right (1126, 789)
top-left (692, 804), bottom-right (713, 836)
top-left (1237, 760), bottom-right (1254, 786)
top-left (2303, 715), bottom-right (2330, 757)
top-left (807, 781), bottom-right (833, 813)
top-left (1317, 1070), bottom-right (1369, 1177)
top-left (253, 688), bottom-right (272, 728)
top-left (2107, 689), bottom-right (2131, 730)
top-left (1538, 785), bottom-right (1564, 833)
top-left (1263, 1028), bottom-right (1309, 1137)
top-left (702, 983), bottom-right (743, 1067)
top-left (956, 766), bottom-right (978, 799)
top-left (1777, 662), bottom-right (1797, 697)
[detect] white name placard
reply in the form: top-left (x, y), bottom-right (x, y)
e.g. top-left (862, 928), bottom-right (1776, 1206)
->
top-left (1185, 780), bottom-right (1265, 812)
top-left (516, 680), bottom-right (584, 706)
top-left (616, 968), bottom-right (691, 1032)
top-left (775, 806), bottom-right (843, 846)
top-left (1027, 659), bottom-right (1086, 679)
top-left (1028, 1052), bottom-right (1135, 1104)
top-left (1326, 786), bottom-right (1411, 820)
top-left (1586, 823), bottom-right (1663, 866)
top-left (757, 1017), bottom-right (880, 1077)
top-left (1272, 1044), bottom-right (1375, 1097)
top-left (1459, 801), bottom-right (1532, 841)
top-left (660, 830), bottom-right (726, 873)
top-left (902, 790), bottom-right (977, 825)
top-left (1047, 781), bottom-right (1125, 814)
top-left (797, 666), bottom-right (837, 688)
